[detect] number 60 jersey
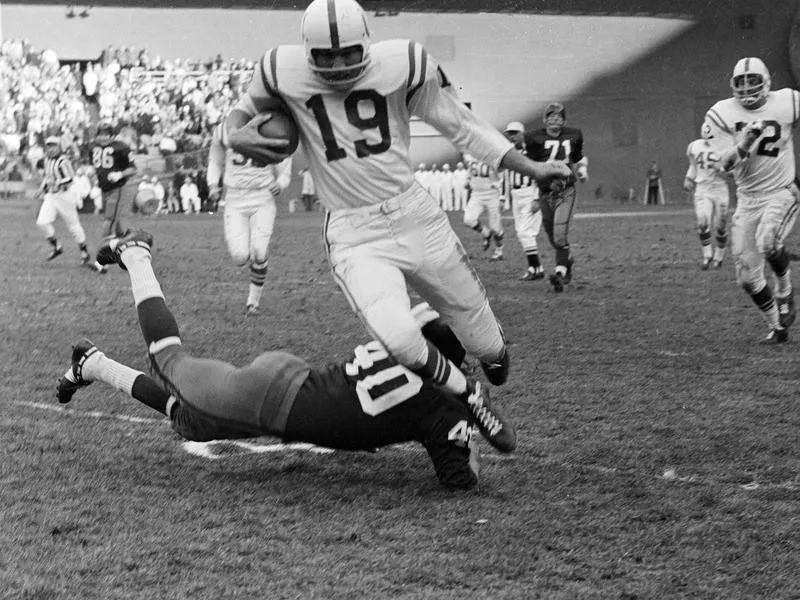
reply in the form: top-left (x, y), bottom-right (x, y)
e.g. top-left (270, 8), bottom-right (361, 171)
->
top-left (704, 88), bottom-right (800, 195)
top-left (236, 40), bottom-right (512, 210)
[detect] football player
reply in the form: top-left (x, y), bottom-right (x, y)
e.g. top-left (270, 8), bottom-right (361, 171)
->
top-left (704, 57), bottom-right (799, 344)
top-left (503, 122), bottom-right (544, 280)
top-left (522, 103), bottom-right (588, 292)
top-left (207, 123), bottom-right (293, 315)
top-left (35, 136), bottom-right (105, 273)
top-left (224, 0), bottom-right (571, 449)
top-left (58, 229), bottom-right (507, 490)
top-left (463, 157), bottom-right (505, 261)
top-left (683, 123), bottom-right (731, 270)
top-left (91, 122), bottom-right (137, 240)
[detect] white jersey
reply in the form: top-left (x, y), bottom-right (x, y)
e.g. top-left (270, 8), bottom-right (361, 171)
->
top-left (685, 139), bottom-right (728, 195)
top-left (705, 88), bottom-right (800, 195)
top-left (207, 124), bottom-right (292, 191)
top-left (467, 159), bottom-right (501, 194)
top-left (237, 40), bottom-right (513, 210)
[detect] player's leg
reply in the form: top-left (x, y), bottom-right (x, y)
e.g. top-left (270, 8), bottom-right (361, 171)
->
top-left (100, 188), bottom-right (126, 239)
top-left (223, 192), bottom-right (256, 312)
top-left (548, 186), bottom-right (577, 291)
top-left (731, 205), bottom-right (785, 343)
top-left (55, 190), bottom-right (106, 272)
top-left (758, 188), bottom-right (798, 330)
top-left (246, 195), bottom-right (277, 314)
top-left (712, 196), bottom-right (730, 268)
top-left (463, 194), bottom-right (492, 250)
top-left (694, 193), bottom-right (714, 269)
top-left (36, 194), bottom-right (63, 260)
top-left (487, 196), bottom-right (504, 261)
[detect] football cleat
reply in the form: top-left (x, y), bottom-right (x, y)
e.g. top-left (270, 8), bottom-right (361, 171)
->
top-left (489, 249), bottom-right (504, 261)
top-left (777, 293), bottom-right (796, 329)
top-left (712, 259), bottom-right (723, 269)
top-left (563, 258), bottom-right (574, 284)
top-left (549, 272), bottom-right (565, 293)
top-left (97, 229), bottom-right (154, 271)
top-left (481, 347), bottom-right (509, 386)
top-left (47, 246), bottom-right (64, 261)
top-left (482, 234), bottom-right (492, 251)
top-left (759, 328), bottom-right (788, 345)
top-left (459, 381), bottom-right (516, 453)
top-left (245, 304), bottom-right (260, 316)
top-left (56, 338), bottom-right (99, 404)
top-left (521, 268), bottom-right (545, 281)
top-left (424, 416), bottom-right (480, 490)
top-left (701, 258), bottom-right (711, 271)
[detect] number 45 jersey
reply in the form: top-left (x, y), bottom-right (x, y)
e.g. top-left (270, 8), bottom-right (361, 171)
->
top-left (704, 88), bottom-right (800, 195)
top-left (240, 40), bottom-right (512, 210)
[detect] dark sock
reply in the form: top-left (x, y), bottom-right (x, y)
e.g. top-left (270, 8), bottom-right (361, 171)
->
top-left (136, 297), bottom-right (180, 346)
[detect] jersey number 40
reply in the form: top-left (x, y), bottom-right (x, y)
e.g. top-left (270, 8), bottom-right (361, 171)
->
top-left (345, 341), bottom-right (423, 416)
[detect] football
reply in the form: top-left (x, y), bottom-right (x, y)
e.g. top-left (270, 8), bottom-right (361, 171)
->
top-left (256, 109), bottom-right (300, 158)
top-left (134, 187), bottom-right (160, 215)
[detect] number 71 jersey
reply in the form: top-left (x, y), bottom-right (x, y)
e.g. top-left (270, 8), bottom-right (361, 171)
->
top-left (704, 88), bottom-right (800, 194)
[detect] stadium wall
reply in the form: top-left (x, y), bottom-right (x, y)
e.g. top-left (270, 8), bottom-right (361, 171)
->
top-left (2, 1), bottom-right (798, 204)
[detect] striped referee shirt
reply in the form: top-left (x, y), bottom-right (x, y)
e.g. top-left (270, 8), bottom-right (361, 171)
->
top-left (43, 154), bottom-right (74, 192)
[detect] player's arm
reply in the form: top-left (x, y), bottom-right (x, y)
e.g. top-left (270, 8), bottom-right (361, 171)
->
top-left (225, 50), bottom-right (292, 164)
top-left (572, 132), bottom-right (588, 182)
top-left (274, 156), bottom-right (292, 191)
top-left (684, 144), bottom-right (697, 192)
top-left (206, 125), bottom-right (226, 198)
top-left (704, 109), bottom-right (758, 172)
top-left (108, 145), bottom-right (137, 183)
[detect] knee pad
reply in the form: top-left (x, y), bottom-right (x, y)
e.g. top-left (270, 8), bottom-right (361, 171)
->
top-left (737, 262), bottom-right (766, 292)
top-left (463, 215), bottom-right (478, 229)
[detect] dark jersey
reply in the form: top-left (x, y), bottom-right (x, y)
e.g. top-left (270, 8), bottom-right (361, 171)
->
top-left (523, 126), bottom-right (584, 191)
top-left (91, 140), bottom-right (132, 191)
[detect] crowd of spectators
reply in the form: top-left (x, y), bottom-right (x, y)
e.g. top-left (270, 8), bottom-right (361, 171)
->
top-left (0, 38), bottom-right (256, 213)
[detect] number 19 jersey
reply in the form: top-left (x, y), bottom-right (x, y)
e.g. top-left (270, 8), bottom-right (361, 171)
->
top-left (238, 40), bottom-right (513, 210)
top-left (705, 88), bottom-right (800, 195)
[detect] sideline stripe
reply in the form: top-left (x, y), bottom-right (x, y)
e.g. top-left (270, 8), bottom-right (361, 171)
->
top-left (498, 209), bottom-right (691, 222)
top-left (15, 400), bottom-right (164, 424)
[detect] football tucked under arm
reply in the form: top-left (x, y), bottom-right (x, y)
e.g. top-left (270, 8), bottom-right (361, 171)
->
top-left (719, 120), bottom-right (764, 171)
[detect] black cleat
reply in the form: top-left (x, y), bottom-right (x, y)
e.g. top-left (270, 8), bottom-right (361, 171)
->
top-left (56, 338), bottom-right (99, 403)
top-left (481, 347), bottom-right (509, 386)
top-left (550, 272), bottom-right (565, 293)
top-left (482, 234), bottom-right (492, 251)
top-left (459, 381), bottom-right (516, 453)
top-left (701, 258), bottom-right (711, 270)
top-left (521, 269), bottom-right (545, 281)
top-left (563, 258), bottom-right (574, 284)
top-left (777, 293), bottom-right (796, 329)
top-left (47, 246), bottom-right (64, 261)
top-left (424, 414), bottom-right (480, 491)
top-left (97, 229), bottom-right (154, 271)
top-left (759, 329), bottom-right (788, 345)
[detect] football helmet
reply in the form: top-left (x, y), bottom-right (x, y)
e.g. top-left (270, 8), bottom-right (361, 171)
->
top-left (301, 0), bottom-right (371, 87)
top-left (730, 57), bottom-right (770, 109)
top-left (543, 102), bottom-right (565, 134)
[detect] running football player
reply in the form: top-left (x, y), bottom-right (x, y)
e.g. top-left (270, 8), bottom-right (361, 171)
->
top-left (224, 0), bottom-right (571, 448)
top-left (207, 123), bottom-right (293, 315)
top-left (58, 229), bottom-right (511, 490)
top-left (522, 103), bottom-right (588, 293)
top-left (684, 123), bottom-right (731, 270)
top-left (91, 122), bottom-right (137, 240)
top-left (463, 157), bottom-right (505, 261)
top-left (503, 122), bottom-right (544, 280)
top-left (705, 57), bottom-right (799, 343)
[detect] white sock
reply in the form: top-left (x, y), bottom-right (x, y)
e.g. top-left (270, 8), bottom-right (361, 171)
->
top-left (247, 283), bottom-right (264, 308)
top-left (775, 272), bottom-right (792, 299)
top-left (82, 351), bottom-right (142, 396)
top-left (120, 247), bottom-right (164, 306)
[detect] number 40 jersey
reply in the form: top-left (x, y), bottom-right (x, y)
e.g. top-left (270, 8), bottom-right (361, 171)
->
top-left (236, 40), bottom-right (513, 210)
top-left (704, 88), bottom-right (800, 195)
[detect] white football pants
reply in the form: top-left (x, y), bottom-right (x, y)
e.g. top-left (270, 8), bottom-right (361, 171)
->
top-left (324, 182), bottom-right (505, 368)
top-left (36, 187), bottom-right (87, 244)
top-left (511, 189), bottom-right (542, 253)
top-left (223, 188), bottom-right (277, 266)
top-left (463, 189), bottom-right (503, 235)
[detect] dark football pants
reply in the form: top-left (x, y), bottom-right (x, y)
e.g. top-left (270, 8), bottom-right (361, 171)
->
top-left (539, 184), bottom-right (577, 267)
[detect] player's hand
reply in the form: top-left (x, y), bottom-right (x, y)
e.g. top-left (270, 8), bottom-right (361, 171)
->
top-left (545, 160), bottom-right (572, 179)
top-left (227, 114), bottom-right (292, 165)
top-left (107, 171), bottom-right (122, 183)
top-left (683, 177), bottom-right (696, 193)
top-left (576, 165), bottom-right (588, 183)
top-left (268, 182), bottom-right (282, 197)
top-left (742, 120), bottom-right (764, 145)
top-left (209, 186), bottom-right (222, 203)
top-left (549, 178), bottom-right (566, 193)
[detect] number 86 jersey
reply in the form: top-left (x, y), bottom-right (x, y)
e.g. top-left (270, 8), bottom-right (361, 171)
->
top-left (704, 88), bottom-right (800, 195)
top-left (239, 40), bottom-right (511, 210)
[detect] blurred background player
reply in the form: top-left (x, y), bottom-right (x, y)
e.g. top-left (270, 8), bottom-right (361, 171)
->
top-left (706, 57), bottom-right (799, 344)
top-left (224, 0), bottom-right (570, 450)
top-left (463, 157), bottom-right (505, 261)
top-left (684, 123), bottom-right (730, 270)
top-left (299, 168), bottom-right (318, 212)
top-left (91, 122), bottom-right (137, 240)
top-left (35, 136), bottom-right (105, 273)
top-left (62, 230), bottom-right (496, 489)
top-left (452, 161), bottom-right (469, 212)
top-left (503, 121), bottom-right (544, 280)
top-left (523, 102), bottom-right (588, 292)
top-left (207, 123), bottom-right (292, 315)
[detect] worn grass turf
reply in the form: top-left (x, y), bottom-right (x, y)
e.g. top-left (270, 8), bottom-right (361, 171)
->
top-left (2, 201), bottom-right (799, 599)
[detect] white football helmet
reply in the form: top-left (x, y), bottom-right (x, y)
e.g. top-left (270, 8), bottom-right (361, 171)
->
top-left (701, 122), bottom-right (713, 140)
top-left (730, 57), bottom-right (770, 109)
top-left (301, 0), bottom-right (371, 87)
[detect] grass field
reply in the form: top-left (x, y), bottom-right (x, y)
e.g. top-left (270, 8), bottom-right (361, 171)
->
top-left (2, 198), bottom-right (800, 599)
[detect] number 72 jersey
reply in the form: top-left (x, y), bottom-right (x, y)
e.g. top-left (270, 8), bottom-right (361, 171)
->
top-left (704, 88), bottom-right (800, 195)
